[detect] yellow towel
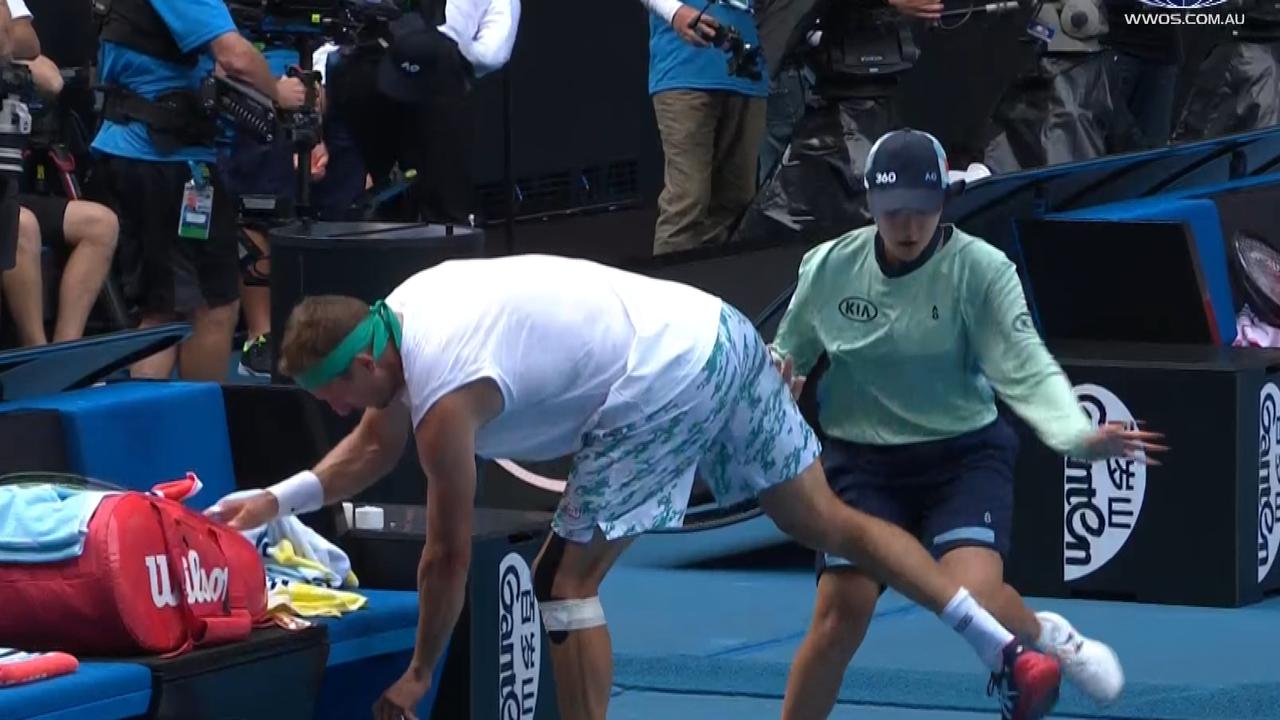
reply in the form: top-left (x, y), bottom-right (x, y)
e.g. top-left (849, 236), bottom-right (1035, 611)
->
top-left (267, 539), bottom-right (360, 588)
top-left (268, 581), bottom-right (368, 618)
top-left (266, 540), bottom-right (367, 618)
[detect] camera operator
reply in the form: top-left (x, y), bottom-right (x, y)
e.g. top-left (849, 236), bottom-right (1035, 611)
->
top-left (642, 0), bottom-right (769, 256)
top-left (1173, 1), bottom-right (1280, 143)
top-left (211, 36), bottom-right (327, 378)
top-left (983, 0), bottom-right (1114, 172)
top-left (731, 0), bottom-right (934, 248)
top-left (1101, 0), bottom-right (1180, 151)
top-left (90, 0), bottom-right (302, 381)
top-left (0, 0), bottom-right (119, 347)
top-left (327, 0), bottom-right (519, 225)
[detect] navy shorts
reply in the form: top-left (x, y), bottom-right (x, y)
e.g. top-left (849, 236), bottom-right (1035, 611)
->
top-left (217, 134), bottom-right (296, 229)
top-left (217, 120), bottom-right (367, 225)
top-left (816, 418), bottom-right (1019, 578)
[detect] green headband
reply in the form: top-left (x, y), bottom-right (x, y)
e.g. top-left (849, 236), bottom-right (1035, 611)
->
top-left (295, 300), bottom-right (403, 390)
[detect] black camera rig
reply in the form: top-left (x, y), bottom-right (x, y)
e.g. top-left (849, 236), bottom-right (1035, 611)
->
top-left (222, 0), bottom-right (402, 221)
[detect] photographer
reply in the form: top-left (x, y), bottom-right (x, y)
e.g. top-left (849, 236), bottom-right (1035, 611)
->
top-left (90, 0), bottom-right (301, 381)
top-left (327, 0), bottom-right (519, 225)
top-left (642, 0), bottom-right (769, 256)
top-left (0, 0), bottom-right (119, 347)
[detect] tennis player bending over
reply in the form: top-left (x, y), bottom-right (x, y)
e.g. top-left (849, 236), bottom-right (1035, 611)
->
top-left (771, 129), bottom-right (1167, 720)
top-left (204, 252), bottom-right (1137, 720)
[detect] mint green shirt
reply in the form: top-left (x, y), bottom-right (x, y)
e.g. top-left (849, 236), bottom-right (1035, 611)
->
top-left (772, 225), bottom-right (1093, 456)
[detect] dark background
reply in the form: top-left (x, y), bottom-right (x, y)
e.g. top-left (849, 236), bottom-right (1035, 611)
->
top-left (26, 0), bottom-right (1229, 261)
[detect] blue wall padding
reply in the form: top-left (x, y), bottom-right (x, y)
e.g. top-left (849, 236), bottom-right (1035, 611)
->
top-left (0, 381), bottom-right (237, 510)
top-left (1046, 197), bottom-right (1237, 345)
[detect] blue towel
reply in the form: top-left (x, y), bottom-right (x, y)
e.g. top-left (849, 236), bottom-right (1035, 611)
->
top-left (0, 486), bottom-right (113, 563)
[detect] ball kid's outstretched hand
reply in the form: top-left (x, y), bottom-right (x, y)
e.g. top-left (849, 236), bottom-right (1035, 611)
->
top-left (1078, 422), bottom-right (1169, 466)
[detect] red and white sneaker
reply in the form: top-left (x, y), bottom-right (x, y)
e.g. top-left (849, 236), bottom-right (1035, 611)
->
top-left (1036, 611), bottom-right (1125, 706)
top-left (988, 641), bottom-right (1062, 720)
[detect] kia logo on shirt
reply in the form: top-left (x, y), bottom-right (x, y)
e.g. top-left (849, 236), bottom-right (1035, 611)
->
top-left (839, 297), bottom-right (879, 322)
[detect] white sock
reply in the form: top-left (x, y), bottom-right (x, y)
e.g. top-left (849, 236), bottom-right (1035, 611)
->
top-left (939, 587), bottom-right (1015, 672)
top-left (1035, 616), bottom-right (1055, 652)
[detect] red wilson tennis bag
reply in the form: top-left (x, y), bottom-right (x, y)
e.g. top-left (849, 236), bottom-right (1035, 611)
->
top-left (0, 475), bottom-right (269, 657)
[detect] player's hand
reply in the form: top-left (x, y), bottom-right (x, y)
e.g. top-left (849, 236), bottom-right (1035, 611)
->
top-left (889, 0), bottom-right (944, 19)
top-left (373, 665), bottom-right (432, 720)
top-left (772, 351), bottom-right (806, 400)
top-left (672, 4), bottom-right (719, 47)
top-left (1077, 422), bottom-right (1168, 466)
top-left (205, 491), bottom-right (279, 531)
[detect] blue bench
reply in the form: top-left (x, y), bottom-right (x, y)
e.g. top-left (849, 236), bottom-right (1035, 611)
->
top-left (0, 380), bottom-right (443, 719)
top-left (0, 662), bottom-right (151, 720)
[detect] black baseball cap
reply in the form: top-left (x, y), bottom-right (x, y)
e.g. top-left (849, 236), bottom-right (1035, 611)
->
top-left (863, 128), bottom-right (949, 217)
top-left (376, 14), bottom-right (463, 105)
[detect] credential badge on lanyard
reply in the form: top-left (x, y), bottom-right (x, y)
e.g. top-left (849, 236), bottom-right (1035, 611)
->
top-left (178, 161), bottom-right (215, 241)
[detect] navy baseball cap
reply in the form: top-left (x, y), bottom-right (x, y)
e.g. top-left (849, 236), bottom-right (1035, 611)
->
top-left (376, 14), bottom-right (464, 104)
top-left (864, 129), bottom-right (949, 217)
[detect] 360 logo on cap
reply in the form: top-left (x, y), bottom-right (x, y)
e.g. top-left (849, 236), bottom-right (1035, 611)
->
top-left (864, 128), bottom-right (949, 216)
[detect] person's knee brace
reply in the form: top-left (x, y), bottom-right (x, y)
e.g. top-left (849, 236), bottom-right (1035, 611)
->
top-left (532, 536), bottom-right (606, 644)
top-left (236, 227), bottom-right (270, 287)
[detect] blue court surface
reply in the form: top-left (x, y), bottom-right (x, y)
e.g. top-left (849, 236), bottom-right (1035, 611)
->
top-left (600, 562), bottom-right (1280, 720)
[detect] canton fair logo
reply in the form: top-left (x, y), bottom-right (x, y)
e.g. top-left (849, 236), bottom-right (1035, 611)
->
top-left (1258, 383), bottom-right (1280, 582)
top-left (1137, 0), bottom-right (1228, 7)
top-left (1063, 384), bottom-right (1147, 582)
top-left (499, 553), bottom-right (540, 720)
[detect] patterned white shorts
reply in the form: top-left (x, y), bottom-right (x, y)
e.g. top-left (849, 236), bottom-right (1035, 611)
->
top-left (552, 302), bottom-right (823, 543)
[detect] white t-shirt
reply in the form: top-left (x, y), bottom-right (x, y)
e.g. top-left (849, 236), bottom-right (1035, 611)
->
top-left (385, 254), bottom-right (722, 462)
top-left (6, 0), bottom-right (31, 20)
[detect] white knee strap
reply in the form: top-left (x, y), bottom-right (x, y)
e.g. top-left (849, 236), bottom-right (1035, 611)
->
top-left (539, 597), bottom-right (606, 632)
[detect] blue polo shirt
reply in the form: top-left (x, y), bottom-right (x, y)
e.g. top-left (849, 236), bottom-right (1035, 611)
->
top-left (649, 1), bottom-right (769, 97)
top-left (91, 0), bottom-right (238, 163)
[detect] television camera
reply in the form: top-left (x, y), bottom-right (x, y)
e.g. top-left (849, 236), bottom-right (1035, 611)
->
top-left (0, 63), bottom-right (39, 182)
top-left (218, 0), bottom-right (402, 221)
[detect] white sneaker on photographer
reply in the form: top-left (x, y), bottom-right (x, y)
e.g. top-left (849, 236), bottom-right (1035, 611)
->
top-left (1034, 611), bottom-right (1125, 706)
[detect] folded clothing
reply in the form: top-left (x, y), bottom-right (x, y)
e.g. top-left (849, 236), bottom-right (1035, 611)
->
top-left (0, 649), bottom-right (79, 687)
top-left (0, 486), bottom-right (113, 564)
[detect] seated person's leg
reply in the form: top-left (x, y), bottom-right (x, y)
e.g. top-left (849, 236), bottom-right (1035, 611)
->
top-left (29, 196), bottom-right (119, 343)
top-left (1, 207), bottom-right (48, 346)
